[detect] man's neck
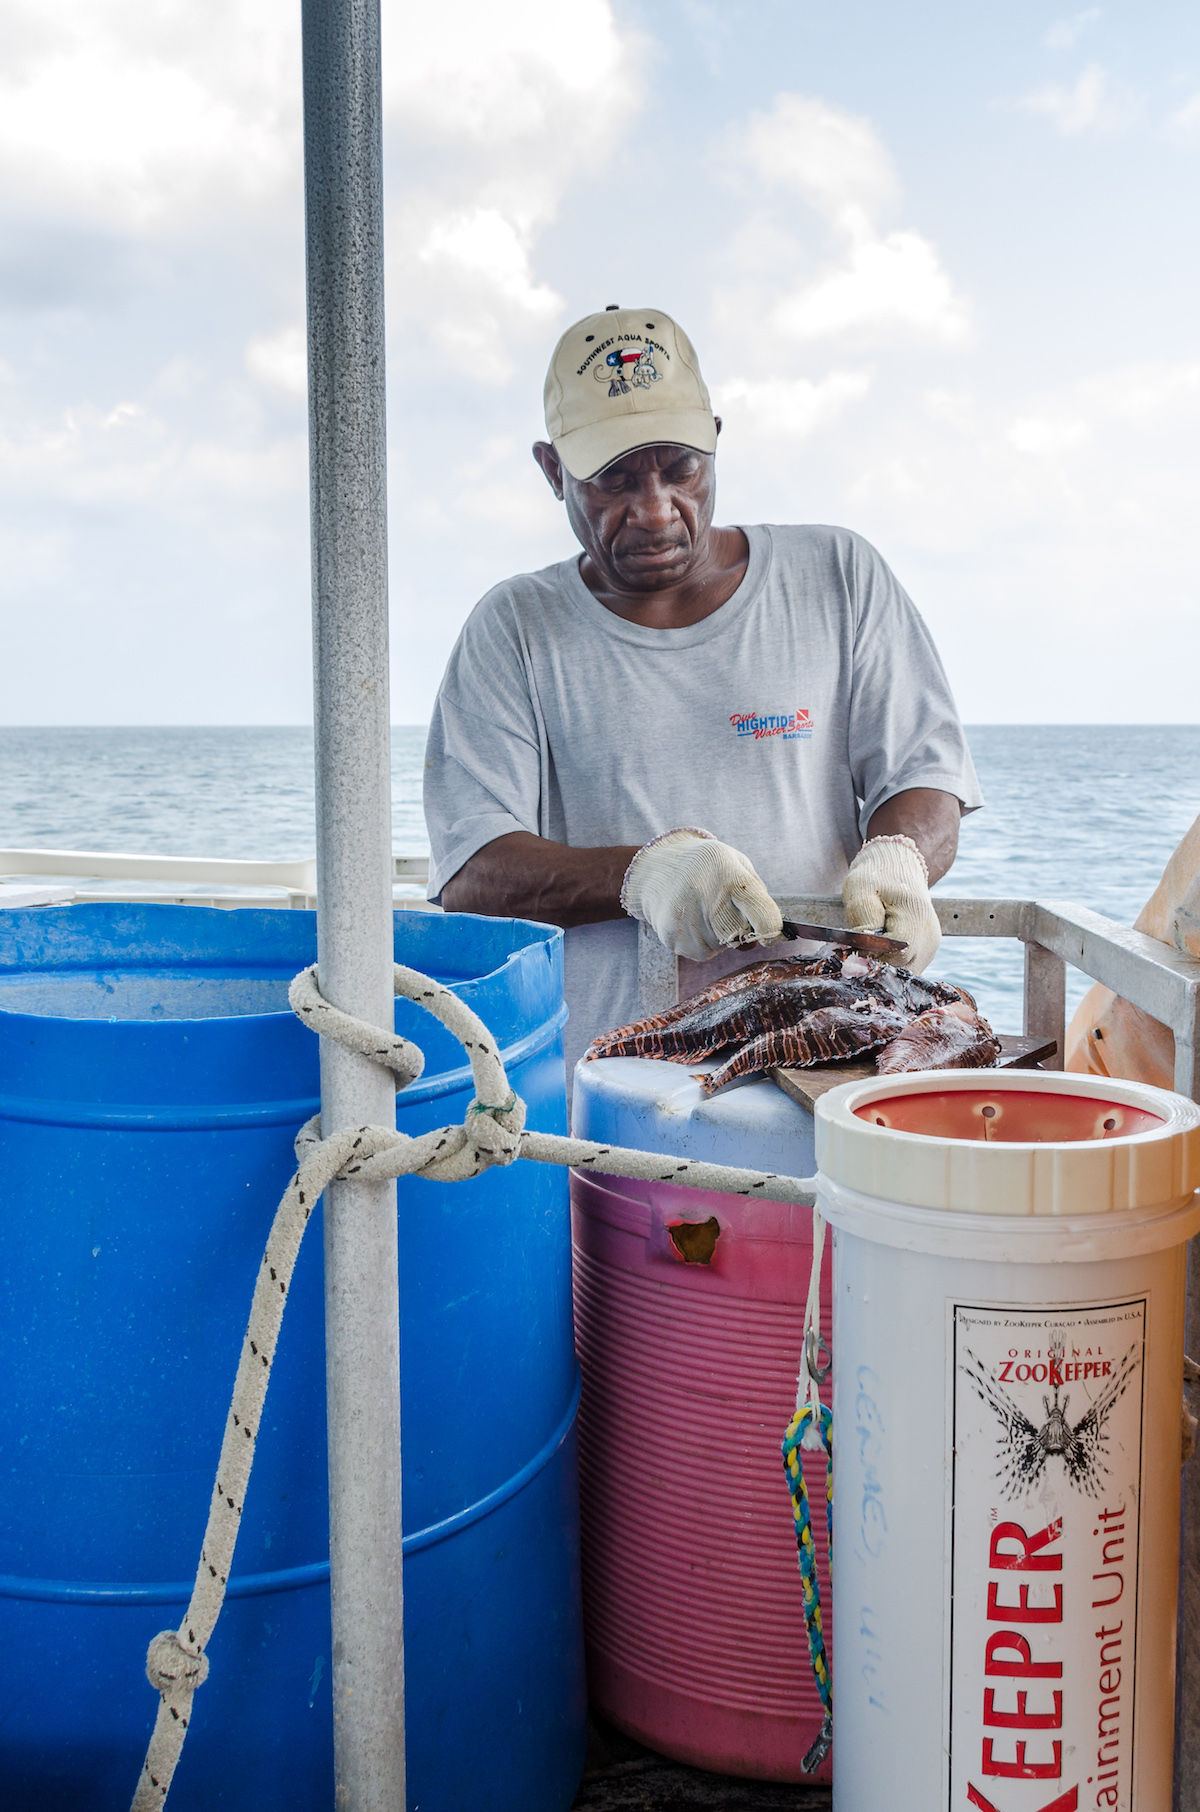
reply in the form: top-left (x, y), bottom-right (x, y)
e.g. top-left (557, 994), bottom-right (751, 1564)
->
top-left (579, 526), bottom-right (750, 629)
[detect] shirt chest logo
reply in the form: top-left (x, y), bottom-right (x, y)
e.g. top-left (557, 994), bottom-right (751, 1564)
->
top-left (730, 709), bottom-right (813, 743)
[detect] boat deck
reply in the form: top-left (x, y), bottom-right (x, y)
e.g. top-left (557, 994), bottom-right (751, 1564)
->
top-left (574, 1718), bottom-right (832, 1810)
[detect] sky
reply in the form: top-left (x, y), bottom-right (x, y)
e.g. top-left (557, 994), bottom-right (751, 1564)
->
top-left (0, 0), bottom-right (1198, 725)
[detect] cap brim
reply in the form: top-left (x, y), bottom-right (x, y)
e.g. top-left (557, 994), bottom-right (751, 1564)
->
top-left (553, 409), bottom-right (718, 481)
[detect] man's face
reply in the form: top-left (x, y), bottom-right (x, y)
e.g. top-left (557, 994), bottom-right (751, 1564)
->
top-left (533, 440), bottom-right (718, 593)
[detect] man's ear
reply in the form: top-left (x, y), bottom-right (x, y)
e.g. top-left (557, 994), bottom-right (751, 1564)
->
top-left (532, 440), bottom-right (565, 501)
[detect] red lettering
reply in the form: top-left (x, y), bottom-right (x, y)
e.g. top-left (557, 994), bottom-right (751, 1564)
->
top-left (1092, 1573), bottom-right (1123, 1608)
top-left (999, 1361), bottom-right (1015, 1382)
top-left (990, 1521), bottom-right (1063, 1572)
top-left (982, 1738), bottom-right (1063, 1778)
top-left (988, 1582), bottom-right (1064, 1622)
top-left (985, 1632), bottom-right (1063, 1679)
top-left (967, 1788), bottom-right (1078, 1812)
top-left (984, 1688), bottom-right (1063, 1728)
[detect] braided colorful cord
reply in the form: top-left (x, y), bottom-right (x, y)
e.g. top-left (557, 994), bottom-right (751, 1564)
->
top-left (782, 1401), bottom-right (834, 1771)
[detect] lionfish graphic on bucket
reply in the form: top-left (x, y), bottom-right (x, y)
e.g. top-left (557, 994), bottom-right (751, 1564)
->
top-left (960, 1335), bottom-right (1141, 1500)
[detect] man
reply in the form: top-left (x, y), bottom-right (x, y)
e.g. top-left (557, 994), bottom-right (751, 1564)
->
top-left (424, 306), bottom-right (982, 1078)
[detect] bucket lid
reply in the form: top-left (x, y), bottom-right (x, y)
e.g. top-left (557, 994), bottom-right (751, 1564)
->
top-left (816, 1069), bottom-right (1200, 1216)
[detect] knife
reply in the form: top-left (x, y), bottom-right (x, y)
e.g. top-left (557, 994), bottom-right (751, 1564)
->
top-left (775, 918), bottom-right (908, 958)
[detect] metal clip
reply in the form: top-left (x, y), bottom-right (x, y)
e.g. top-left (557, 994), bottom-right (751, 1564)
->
top-left (806, 1328), bottom-right (832, 1384)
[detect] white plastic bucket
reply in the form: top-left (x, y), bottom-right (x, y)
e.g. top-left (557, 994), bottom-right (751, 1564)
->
top-left (814, 1069), bottom-right (1200, 1812)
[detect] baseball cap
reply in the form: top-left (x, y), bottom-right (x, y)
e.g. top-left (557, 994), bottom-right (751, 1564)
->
top-left (543, 306), bottom-right (717, 481)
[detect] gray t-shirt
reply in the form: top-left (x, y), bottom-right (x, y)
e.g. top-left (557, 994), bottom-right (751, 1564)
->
top-left (424, 524), bottom-right (982, 1075)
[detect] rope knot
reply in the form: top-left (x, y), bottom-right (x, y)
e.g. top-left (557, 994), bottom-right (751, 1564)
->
top-left (465, 1092), bottom-right (526, 1167)
top-left (145, 1630), bottom-right (209, 1698)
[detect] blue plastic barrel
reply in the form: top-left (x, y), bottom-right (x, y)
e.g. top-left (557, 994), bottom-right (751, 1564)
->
top-left (0, 903), bottom-right (585, 1811)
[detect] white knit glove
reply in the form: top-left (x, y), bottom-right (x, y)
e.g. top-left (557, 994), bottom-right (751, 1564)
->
top-left (621, 828), bottom-right (783, 962)
top-left (843, 834), bottom-right (941, 972)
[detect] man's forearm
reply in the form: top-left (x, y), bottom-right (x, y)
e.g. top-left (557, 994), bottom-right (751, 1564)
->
top-left (440, 831), bottom-right (640, 927)
top-left (865, 787), bottom-right (961, 884)
top-left (444, 789), bottom-right (961, 926)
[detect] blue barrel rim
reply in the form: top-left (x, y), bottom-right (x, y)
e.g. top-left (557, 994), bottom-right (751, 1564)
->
top-left (0, 901), bottom-right (563, 1003)
top-left (0, 1003), bottom-right (568, 1129)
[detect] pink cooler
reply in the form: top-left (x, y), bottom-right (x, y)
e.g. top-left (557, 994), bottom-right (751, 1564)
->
top-left (570, 1055), bottom-right (830, 1781)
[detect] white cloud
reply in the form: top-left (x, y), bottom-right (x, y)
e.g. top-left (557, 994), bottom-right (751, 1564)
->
top-left (0, 0), bottom-right (642, 524)
top-left (246, 326), bottom-right (307, 399)
top-left (774, 231), bottom-right (969, 345)
top-left (383, 1), bottom-right (634, 157)
top-left (414, 210), bottom-right (563, 382)
top-left (0, 0), bottom-right (299, 233)
top-left (720, 93), bottom-right (970, 350)
top-left (1003, 361), bottom-right (1200, 450)
top-left (0, 395), bottom-right (304, 504)
top-left (740, 94), bottom-right (898, 238)
top-left (845, 357), bottom-right (1200, 575)
top-left (1163, 92), bottom-right (1200, 147)
top-left (1017, 62), bottom-right (1113, 135)
top-left (3, 3), bottom-right (1196, 730)
top-left (381, 1), bottom-right (642, 379)
top-left (1007, 416), bottom-right (1090, 454)
top-left (0, 0), bottom-right (640, 387)
top-left (712, 370), bottom-right (872, 438)
top-left (1045, 10), bottom-right (1100, 51)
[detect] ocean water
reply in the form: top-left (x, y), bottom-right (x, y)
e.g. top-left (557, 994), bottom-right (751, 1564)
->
top-left (1, 724), bottom-right (1197, 1034)
top-left (922, 724), bottom-right (1200, 1029)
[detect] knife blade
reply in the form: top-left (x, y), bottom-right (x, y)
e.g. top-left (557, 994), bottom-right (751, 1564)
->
top-left (776, 918), bottom-right (908, 957)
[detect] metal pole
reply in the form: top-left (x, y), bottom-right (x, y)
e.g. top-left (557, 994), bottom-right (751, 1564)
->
top-left (1021, 939), bottom-right (1066, 1070)
top-left (301, 4), bottom-right (404, 1808)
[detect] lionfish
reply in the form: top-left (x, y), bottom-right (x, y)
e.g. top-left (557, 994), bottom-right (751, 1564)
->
top-left (584, 948), bottom-right (1001, 1093)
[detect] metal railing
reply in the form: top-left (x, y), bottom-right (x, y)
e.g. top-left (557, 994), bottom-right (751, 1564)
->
top-left (0, 848), bottom-right (432, 914)
top-left (4, 854), bottom-right (1197, 1094)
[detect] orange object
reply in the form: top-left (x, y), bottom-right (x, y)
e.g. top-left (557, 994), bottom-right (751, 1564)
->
top-left (855, 1086), bottom-right (1163, 1142)
top-left (1065, 810), bottom-right (1200, 1086)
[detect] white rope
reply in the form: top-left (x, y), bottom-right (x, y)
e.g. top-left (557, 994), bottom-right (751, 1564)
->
top-left (132, 960), bottom-right (817, 1809)
top-left (795, 1207), bottom-right (831, 1449)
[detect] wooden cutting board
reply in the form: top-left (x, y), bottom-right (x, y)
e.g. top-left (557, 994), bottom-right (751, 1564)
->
top-left (771, 1033), bottom-right (1058, 1114)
